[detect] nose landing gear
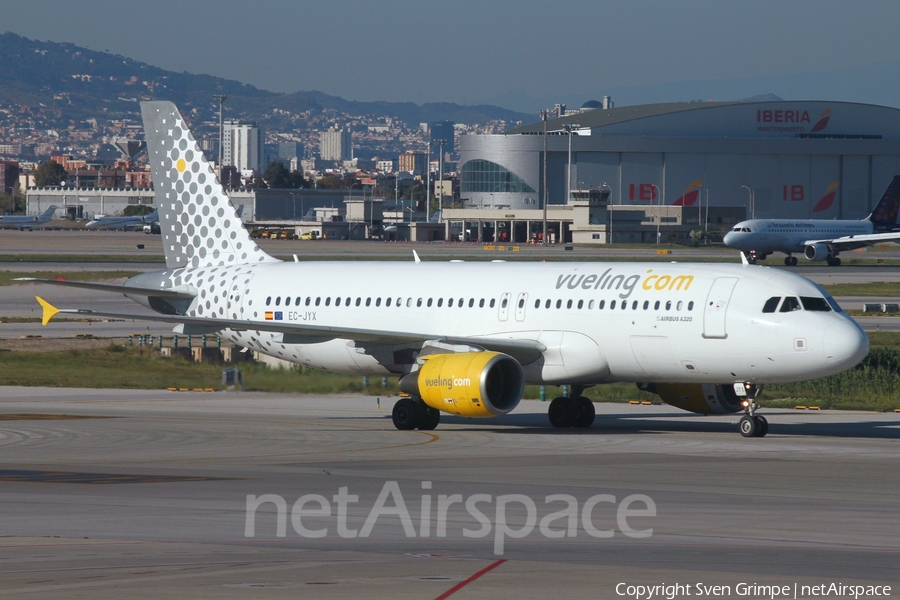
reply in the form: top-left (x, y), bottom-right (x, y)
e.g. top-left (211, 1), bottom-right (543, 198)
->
top-left (736, 383), bottom-right (767, 438)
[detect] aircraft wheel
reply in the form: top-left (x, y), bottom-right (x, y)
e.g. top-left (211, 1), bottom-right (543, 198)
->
top-left (417, 405), bottom-right (441, 431)
top-left (392, 398), bottom-right (419, 430)
top-left (548, 396), bottom-right (575, 428)
top-left (753, 415), bottom-right (768, 438)
top-left (739, 415), bottom-right (757, 438)
top-left (572, 396), bottom-right (596, 428)
top-left (832, 257), bottom-right (841, 266)
top-left (789, 256), bottom-right (798, 266)
top-left (784, 256), bottom-right (792, 266)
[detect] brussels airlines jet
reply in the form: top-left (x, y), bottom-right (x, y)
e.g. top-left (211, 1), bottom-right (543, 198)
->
top-left (723, 177), bottom-right (900, 266)
top-left (25, 102), bottom-right (869, 438)
top-left (0, 205), bottom-right (60, 230)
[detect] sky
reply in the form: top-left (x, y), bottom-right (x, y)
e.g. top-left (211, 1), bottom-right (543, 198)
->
top-left (6, 0), bottom-right (900, 111)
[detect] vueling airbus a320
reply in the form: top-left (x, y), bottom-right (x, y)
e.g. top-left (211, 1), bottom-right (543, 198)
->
top-left (24, 102), bottom-right (869, 438)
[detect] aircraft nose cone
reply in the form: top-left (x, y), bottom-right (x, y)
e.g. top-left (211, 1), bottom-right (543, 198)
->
top-left (824, 317), bottom-right (869, 368)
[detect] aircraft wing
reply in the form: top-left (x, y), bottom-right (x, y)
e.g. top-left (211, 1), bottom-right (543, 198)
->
top-left (35, 297), bottom-right (546, 364)
top-left (15, 278), bottom-right (195, 299)
top-left (803, 231), bottom-right (900, 251)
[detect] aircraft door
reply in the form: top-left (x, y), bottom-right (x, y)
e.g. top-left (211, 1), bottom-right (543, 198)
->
top-left (514, 292), bottom-right (528, 322)
top-left (703, 277), bottom-right (738, 339)
top-left (498, 292), bottom-right (511, 322)
top-left (230, 272), bottom-right (254, 321)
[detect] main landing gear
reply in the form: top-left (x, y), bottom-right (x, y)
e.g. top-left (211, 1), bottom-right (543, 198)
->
top-left (738, 388), bottom-right (767, 438)
top-left (826, 255), bottom-right (842, 266)
top-left (783, 255), bottom-right (798, 266)
top-left (392, 397), bottom-right (440, 431)
top-left (548, 386), bottom-right (595, 428)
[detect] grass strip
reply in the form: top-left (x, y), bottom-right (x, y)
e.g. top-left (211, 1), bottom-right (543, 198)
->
top-left (2, 343), bottom-right (900, 412)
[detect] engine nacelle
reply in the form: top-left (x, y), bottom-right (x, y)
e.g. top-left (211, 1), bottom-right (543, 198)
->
top-left (638, 382), bottom-right (761, 415)
top-left (804, 243), bottom-right (830, 262)
top-left (400, 352), bottom-right (524, 417)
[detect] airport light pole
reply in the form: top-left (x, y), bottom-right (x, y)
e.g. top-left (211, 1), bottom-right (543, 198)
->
top-left (741, 185), bottom-right (755, 220)
top-left (600, 182), bottom-right (612, 243)
top-left (213, 95), bottom-right (227, 182)
top-left (436, 139), bottom-right (447, 216)
top-left (540, 109), bottom-right (550, 245)
top-left (425, 140), bottom-right (432, 218)
top-left (563, 123), bottom-right (580, 205)
top-left (651, 183), bottom-right (662, 244)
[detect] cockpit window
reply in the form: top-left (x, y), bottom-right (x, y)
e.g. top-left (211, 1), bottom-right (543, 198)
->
top-left (779, 296), bottom-right (801, 312)
top-left (762, 297), bottom-right (781, 313)
top-left (800, 297), bottom-right (832, 312)
top-left (731, 227), bottom-right (741, 232)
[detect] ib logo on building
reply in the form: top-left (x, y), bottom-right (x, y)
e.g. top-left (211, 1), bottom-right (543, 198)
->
top-left (811, 109), bottom-right (832, 133)
top-left (812, 182), bottom-right (840, 213)
top-left (672, 181), bottom-right (702, 206)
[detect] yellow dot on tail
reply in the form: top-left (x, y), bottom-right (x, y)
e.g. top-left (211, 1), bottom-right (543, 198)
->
top-left (176, 158), bottom-right (186, 172)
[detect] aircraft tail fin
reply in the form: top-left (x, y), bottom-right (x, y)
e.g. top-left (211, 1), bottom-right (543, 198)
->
top-left (140, 101), bottom-right (276, 269)
top-left (39, 205), bottom-right (60, 220)
top-left (866, 176), bottom-right (900, 230)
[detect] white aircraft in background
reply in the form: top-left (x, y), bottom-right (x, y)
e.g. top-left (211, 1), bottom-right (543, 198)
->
top-left (724, 176), bottom-right (900, 266)
top-left (86, 209), bottom-right (158, 230)
top-left (0, 205), bottom-right (60, 230)
top-left (24, 102), bottom-right (869, 438)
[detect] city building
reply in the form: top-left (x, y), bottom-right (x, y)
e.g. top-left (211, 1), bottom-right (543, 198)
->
top-left (222, 119), bottom-right (265, 173)
top-left (458, 100), bottom-right (900, 231)
top-left (319, 126), bottom-right (352, 161)
top-left (0, 161), bottom-right (19, 194)
top-left (398, 151), bottom-right (426, 176)
top-left (430, 121), bottom-right (455, 159)
top-left (278, 141), bottom-right (304, 161)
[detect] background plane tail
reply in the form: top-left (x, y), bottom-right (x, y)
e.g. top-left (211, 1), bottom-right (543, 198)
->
top-left (39, 205), bottom-right (60, 220)
top-left (867, 176), bottom-right (900, 230)
top-left (140, 101), bottom-right (276, 269)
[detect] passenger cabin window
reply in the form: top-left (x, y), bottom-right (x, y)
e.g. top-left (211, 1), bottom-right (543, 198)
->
top-left (315, 297), bottom-right (321, 306)
top-left (306, 297), bottom-right (312, 306)
top-left (780, 296), bottom-right (801, 312)
top-left (335, 297), bottom-right (341, 306)
top-left (599, 300), bottom-right (605, 309)
top-left (519, 298), bottom-right (526, 309)
top-left (366, 298), bottom-right (372, 307)
top-left (800, 297), bottom-right (832, 312)
top-left (325, 297), bottom-right (331, 306)
top-left (417, 298), bottom-right (423, 307)
top-left (534, 299), bottom-right (540, 309)
top-left (545, 299), bottom-right (551, 309)
top-left (490, 299), bottom-right (495, 308)
top-left (762, 297), bottom-right (781, 313)
top-left (610, 300), bottom-right (616, 309)
top-left (469, 299), bottom-right (475, 308)
top-left (376, 298), bottom-right (382, 307)
top-left (479, 299), bottom-right (485, 308)
top-left (356, 298), bottom-right (361, 306)
top-left (437, 298), bottom-right (444, 307)
top-left (266, 297), bottom-right (271, 306)
top-left (275, 297), bottom-right (281, 306)
top-left (501, 298), bottom-right (508, 308)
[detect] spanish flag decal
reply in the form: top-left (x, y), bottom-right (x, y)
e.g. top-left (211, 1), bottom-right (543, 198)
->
top-left (265, 311), bottom-right (274, 320)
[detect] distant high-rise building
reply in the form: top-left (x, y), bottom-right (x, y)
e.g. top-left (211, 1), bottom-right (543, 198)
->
top-left (319, 127), bottom-right (352, 161)
top-left (399, 151), bottom-right (426, 176)
top-left (429, 121), bottom-right (455, 159)
top-left (0, 161), bottom-right (19, 194)
top-left (223, 120), bottom-right (264, 172)
top-left (278, 141), bottom-right (304, 161)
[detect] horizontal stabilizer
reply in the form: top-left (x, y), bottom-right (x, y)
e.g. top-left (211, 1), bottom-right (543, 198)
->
top-left (15, 278), bottom-right (195, 299)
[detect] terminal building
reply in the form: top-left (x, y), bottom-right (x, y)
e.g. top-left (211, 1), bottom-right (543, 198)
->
top-left (456, 100), bottom-right (900, 242)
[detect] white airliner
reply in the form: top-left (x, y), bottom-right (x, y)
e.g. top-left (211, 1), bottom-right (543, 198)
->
top-left (0, 205), bottom-right (60, 230)
top-left (86, 209), bottom-right (158, 230)
top-left (25, 102), bottom-right (869, 438)
top-left (723, 177), bottom-right (900, 266)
